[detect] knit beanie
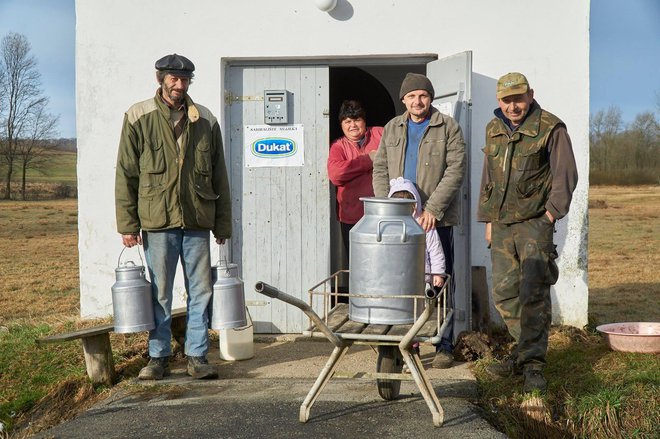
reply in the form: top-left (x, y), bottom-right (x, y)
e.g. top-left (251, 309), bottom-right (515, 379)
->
top-left (399, 73), bottom-right (434, 100)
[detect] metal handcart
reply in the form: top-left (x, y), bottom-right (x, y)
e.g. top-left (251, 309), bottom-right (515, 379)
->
top-left (254, 270), bottom-right (453, 427)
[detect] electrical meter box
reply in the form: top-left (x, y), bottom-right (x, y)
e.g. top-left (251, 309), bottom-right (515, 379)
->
top-left (264, 90), bottom-right (288, 124)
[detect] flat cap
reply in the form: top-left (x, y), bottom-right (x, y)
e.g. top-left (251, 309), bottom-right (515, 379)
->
top-left (155, 53), bottom-right (195, 78)
top-left (496, 72), bottom-right (529, 99)
top-left (399, 73), bottom-right (434, 100)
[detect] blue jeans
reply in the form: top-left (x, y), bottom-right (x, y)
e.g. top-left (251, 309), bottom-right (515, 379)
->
top-left (143, 229), bottom-right (212, 358)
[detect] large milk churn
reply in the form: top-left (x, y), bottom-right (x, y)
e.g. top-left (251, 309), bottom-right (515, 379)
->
top-left (211, 260), bottom-right (248, 330)
top-left (111, 247), bottom-right (155, 333)
top-left (349, 197), bottom-right (426, 324)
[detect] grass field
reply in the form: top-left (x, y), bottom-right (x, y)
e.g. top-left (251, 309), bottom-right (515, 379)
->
top-left (0, 200), bottom-right (80, 322)
top-left (0, 151), bottom-right (77, 199)
top-left (0, 185), bottom-right (658, 437)
top-left (0, 151), bottom-right (77, 184)
top-left (475, 185), bottom-right (660, 438)
top-left (587, 186), bottom-right (660, 324)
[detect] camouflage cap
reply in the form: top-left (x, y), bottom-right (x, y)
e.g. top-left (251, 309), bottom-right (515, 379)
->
top-left (496, 72), bottom-right (529, 99)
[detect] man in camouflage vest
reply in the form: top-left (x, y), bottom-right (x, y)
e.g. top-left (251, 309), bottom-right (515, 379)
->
top-left (477, 72), bottom-right (578, 392)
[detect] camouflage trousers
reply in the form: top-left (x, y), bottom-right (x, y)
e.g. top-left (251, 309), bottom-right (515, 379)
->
top-left (491, 215), bottom-right (559, 368)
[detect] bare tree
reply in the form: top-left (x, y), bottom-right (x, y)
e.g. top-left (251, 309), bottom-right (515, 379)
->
top-left (589, 106), bottom-right (623, 172)
top-left (0, 32), bottom-right (49, 199)
top-left (628, 111), bottom-right (659, 171)
top-left (0, 58), bottom-right (5, 113)
top-left (17, 99), bottom-right (59, 199)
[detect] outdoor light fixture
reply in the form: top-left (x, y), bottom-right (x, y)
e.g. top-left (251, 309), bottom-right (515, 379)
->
top-left (315, 0), bottom-right (337, 12)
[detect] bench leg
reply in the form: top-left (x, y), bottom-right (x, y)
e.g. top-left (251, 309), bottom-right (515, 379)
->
top-left (82, 333), bottom-right (115, 386)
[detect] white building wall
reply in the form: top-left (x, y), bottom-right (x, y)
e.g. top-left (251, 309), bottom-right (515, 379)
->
top-left (76, 0), bottom-right (590, 327)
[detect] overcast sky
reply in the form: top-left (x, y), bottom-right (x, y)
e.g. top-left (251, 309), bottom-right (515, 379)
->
top-left (0, 0), bottom-right (658, 138)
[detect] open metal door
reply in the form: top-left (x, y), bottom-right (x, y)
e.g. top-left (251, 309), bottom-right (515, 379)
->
top-left (425, 51), bottom-right (472, 337)
top-left (225, 65), bottom-right (330, 333)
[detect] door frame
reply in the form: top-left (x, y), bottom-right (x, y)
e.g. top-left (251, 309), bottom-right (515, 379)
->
top-left (222, 53), bottom-right (472, 335)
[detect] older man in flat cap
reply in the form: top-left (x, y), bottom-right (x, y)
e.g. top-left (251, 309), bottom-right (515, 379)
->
top-left (373, 73), bottom-right (466, 369)
top-left (115, 53), bottom-right (231, 380)
top-left (478, 72), bottom-right (577, 392)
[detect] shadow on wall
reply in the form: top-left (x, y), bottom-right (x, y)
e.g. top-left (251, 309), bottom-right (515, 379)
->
top-left (551, 202), bottom-right (588, 327)
top-left (471, 72), bottom-right (501, 329)
top-left (328, 0), bottom-right (354, 21)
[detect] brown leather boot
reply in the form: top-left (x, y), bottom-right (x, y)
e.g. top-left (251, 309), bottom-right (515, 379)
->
top-left (485, 357), bottom-right (521, 378)
top-left (431, 350), bottom-right (454, 369)
top-left (138, 357), bottom-right (170, 380)
top-left (187, 355), bottom-right (218, 379)
top-left (522, 367), bottom-right (547, 393)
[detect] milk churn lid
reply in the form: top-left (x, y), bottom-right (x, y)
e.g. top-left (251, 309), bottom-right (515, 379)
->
top-left (117, 246), bottom-right (146, 270)
top-left (213, 262), bottom-right (239, 276)
top-left (216, 262), bottom-right (238, 270)
top-left (116, 261), bottom-right (145, 272)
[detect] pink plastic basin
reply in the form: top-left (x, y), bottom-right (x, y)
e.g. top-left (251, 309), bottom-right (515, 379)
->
top-left (596, 322), bottom-right (660, 353)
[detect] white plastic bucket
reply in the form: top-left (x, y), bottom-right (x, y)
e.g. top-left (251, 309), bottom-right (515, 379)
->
top-left (218, 308), bottom-right (254, 361)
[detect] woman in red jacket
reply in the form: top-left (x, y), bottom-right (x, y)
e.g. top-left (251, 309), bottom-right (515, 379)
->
top-left (327, 100), bottom-right (383, 257)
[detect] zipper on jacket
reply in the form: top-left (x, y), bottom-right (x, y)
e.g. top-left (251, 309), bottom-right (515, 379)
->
top-left (414, 124), bottom-right (430, 180)
top-left (498, 135), bottom-right (515, 220)
top-left (176, 123), bottom-right (186, 228)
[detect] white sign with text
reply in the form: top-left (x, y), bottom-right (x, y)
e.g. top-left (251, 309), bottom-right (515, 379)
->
top-left (244, 124), bottom-right (305, 168)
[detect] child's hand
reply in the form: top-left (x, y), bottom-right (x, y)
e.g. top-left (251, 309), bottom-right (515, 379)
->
top-left (433, 275), bottom-right (445, 287)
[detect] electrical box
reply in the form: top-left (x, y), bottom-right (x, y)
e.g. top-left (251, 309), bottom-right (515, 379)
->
top-left (264, 90), bottom-right (288, 124)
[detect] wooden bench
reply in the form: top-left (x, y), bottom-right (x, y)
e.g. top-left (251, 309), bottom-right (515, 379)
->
top-left (36, 307), bottom-right (188, 386)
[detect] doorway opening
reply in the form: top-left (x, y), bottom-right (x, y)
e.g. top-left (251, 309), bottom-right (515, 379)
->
top-left (328, 64), bottom-right (426, 295)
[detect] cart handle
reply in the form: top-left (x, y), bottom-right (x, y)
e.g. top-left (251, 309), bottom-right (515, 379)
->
top-left (425, 284), bottom-right (437, 299)
top-left (255, 281), bottom-right (343, 347)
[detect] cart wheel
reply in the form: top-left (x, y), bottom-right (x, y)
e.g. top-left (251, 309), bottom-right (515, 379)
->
top-left (376, 346), bottom-right (403, 400)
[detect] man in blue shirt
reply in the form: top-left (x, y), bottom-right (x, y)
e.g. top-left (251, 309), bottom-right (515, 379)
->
top-left (373, 73), bottom-right (467, 368)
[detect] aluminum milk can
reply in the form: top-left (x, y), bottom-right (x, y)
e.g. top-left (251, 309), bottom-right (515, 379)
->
top-left (211, 262), bottom-right (248, 329)
top-left (349, 197), bottom-right (425, 324)
top-left (111, 247), bottom-right (155, 333)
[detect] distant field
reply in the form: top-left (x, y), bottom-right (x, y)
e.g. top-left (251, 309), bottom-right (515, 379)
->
top-left (588, 185), bottom-right (660, 324)
top-left (0, 150), bottom-right (76, 185)
top-left (28, 151), bottom-right (77, 184)
top-left (0, 199), bottom-right (80, 322)
top-left (0, 151), bottom-right (77, 199)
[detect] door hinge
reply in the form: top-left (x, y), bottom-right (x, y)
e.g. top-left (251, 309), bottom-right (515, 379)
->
top-left (225, 91), bottom-right (264, 106)
top-left (245, 300), bottom-right (269, 306)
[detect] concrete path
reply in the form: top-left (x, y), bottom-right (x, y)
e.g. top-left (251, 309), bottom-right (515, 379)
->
top-left (33, 337), bottom-right (507, 439)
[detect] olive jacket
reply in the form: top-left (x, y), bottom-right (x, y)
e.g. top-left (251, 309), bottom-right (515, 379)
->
top-left (115, 91), bottom-right (232, 239)
top-left (372, 107), bottom-right (466, 226)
